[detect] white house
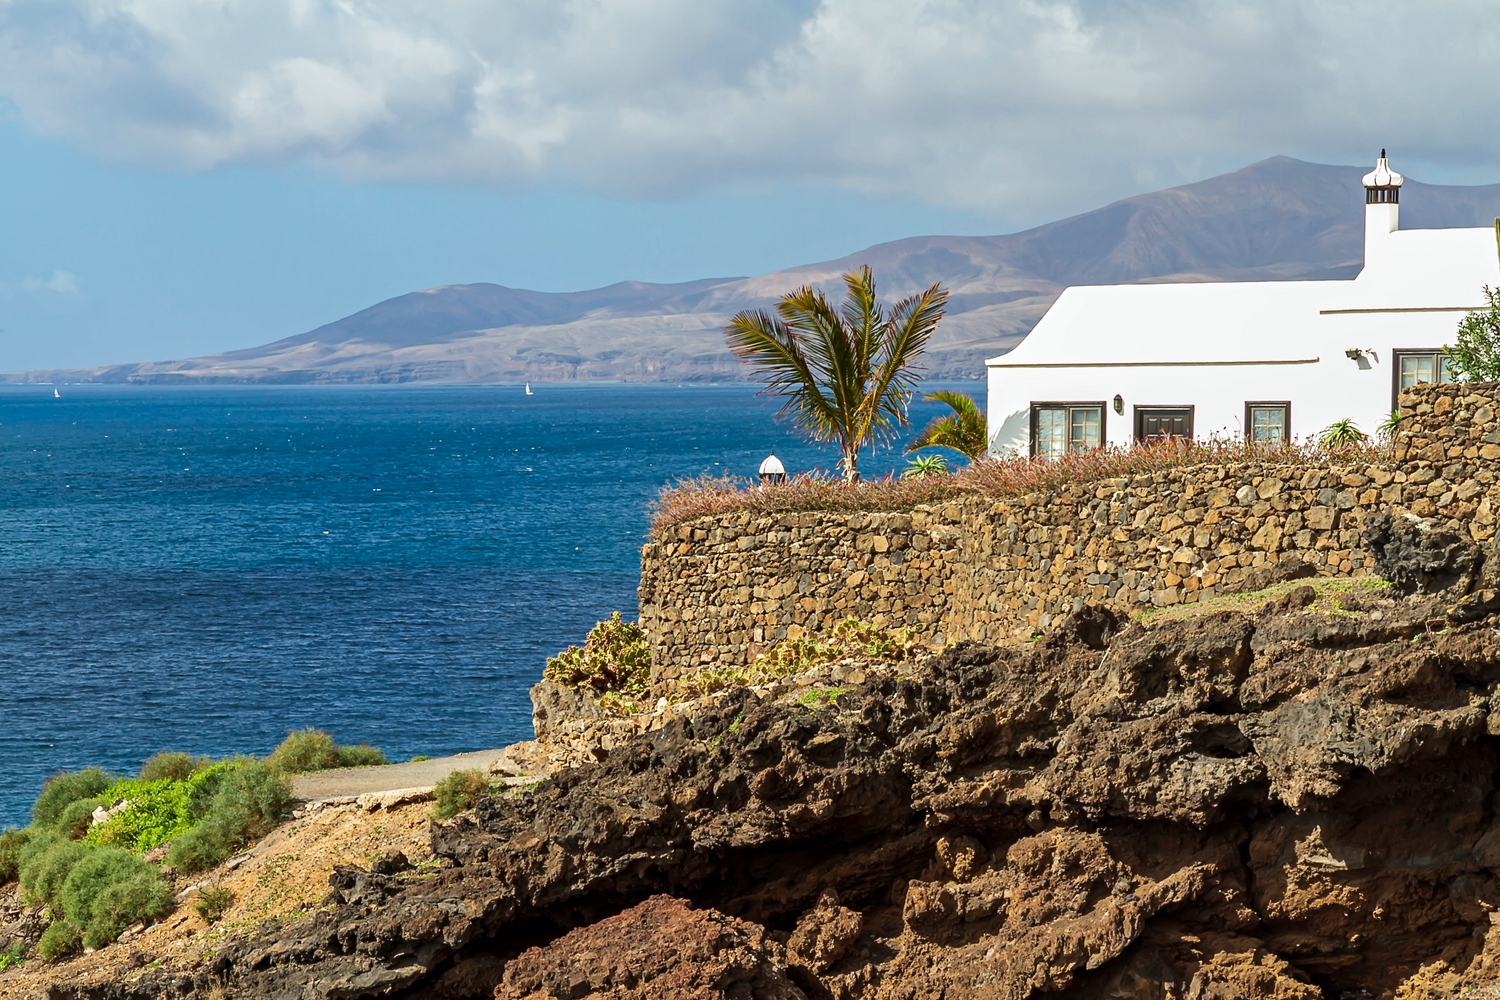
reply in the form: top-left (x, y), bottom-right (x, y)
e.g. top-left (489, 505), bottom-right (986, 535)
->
top-left (986, 152), bottom-right (1500, 457)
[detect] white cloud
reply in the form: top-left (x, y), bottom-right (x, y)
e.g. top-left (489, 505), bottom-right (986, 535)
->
top-left (21, 270), bottom-right (80, 294)
top-left (0, 1), bottom-right (1497, 219)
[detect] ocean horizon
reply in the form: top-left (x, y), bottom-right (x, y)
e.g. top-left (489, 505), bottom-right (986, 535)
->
top-left (0, 380), bottom-right (978, 826)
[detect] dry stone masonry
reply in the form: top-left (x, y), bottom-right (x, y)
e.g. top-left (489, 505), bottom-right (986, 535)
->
top-left (639, 382), bottom-right (1500, 678)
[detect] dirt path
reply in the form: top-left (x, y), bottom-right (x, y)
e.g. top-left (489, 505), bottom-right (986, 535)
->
top-left (290, 746), bottom-right (533, 803)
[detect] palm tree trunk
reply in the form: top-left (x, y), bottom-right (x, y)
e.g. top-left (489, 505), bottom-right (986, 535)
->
top-left (842, 444), bottom-right (861, 483)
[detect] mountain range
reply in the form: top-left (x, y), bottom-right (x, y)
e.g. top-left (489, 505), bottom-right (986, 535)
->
top-left (10, 156), bottom-right (1500, 385)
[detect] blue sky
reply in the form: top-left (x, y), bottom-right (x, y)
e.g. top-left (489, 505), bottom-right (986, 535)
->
top-left (2, 1), bottom-right (1498, 371)
top-left (0, 121), bottom-right (999, 370)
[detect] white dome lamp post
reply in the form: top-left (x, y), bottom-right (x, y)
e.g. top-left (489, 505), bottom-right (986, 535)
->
top-left (758, 451), bottom-right (787, 485)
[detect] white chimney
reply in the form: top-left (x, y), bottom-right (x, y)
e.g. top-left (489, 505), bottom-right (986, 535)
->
top-left (1362, 149), bottom-right (1402, 269)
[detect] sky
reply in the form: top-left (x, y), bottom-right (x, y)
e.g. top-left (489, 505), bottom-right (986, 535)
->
top-left (2, 0), bottom-right (1499, 371)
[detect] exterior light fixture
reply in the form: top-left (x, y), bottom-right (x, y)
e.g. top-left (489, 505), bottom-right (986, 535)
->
top-left (758, 452), bottom-right (787, 485)
top-left (1345, 348), bottom-right (1377, 370)
top-left (1112, 394), bottom-right (1124, 415)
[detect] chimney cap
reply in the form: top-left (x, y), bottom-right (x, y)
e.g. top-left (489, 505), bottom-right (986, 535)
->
top-left (1363, 150), bottom-right (1403, 189)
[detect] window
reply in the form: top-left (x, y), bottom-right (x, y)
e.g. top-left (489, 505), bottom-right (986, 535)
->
top-left (1133, 406), bottom-right (1194, 443)
top-left (1246, 402), bottom-right (1290, 444)
top-left (1030, 402), bottom-right (1104, 458)
top-left (1392, 350), bottom-right (1452, 409)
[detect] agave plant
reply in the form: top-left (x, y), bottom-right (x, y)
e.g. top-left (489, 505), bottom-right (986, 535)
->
top-left (1378, 409), bottom-right (1403, 441)
top-left (902, 454), bottom-right (949, 479)
top-left (906, 390), bottom-right (987, 461)
top-left (1320, 418), bottom-right (1368, 448)
top-left (724, 266), bottom-right (948, 482)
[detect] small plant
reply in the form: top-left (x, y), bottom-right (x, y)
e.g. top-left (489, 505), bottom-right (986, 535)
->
top-left (1378, 409), bottom-right (1402, 441)
top-left (432, 770), bottom-right (492, 820)
top-left (409, 755), bottom-right (430, 763)
top-left (268, 730), bottom-right (389, 774)
top-left (1446, 285), bottom-right (1500, 382)
top-left (1319, 418), bottom-right (1368, 448)
top-left (32, 769), bottom-right (113, 831)
top-left (544, 613), bottom-right (652, 701)
top-left (195, 885), bottom-right (236, 924)
top-left (0, 940), bottom-right (25, 970)
top-left (902, 454), bottom-right (948, 479)
top-left (798, 687), bottom-right (848, 707)
top-left (36, 920), bottom-right (80, 963)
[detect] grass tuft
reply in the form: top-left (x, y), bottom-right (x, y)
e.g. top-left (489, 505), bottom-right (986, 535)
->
top-left (194, 886), bottom-right (235, 924)
top-left (432, 770), bottom-right (493, 820)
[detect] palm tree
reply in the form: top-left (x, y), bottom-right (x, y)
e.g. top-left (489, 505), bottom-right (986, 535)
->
top-left (724, 267), bottom-right (948, 482)
top-left (906, 390), bottom-right (987, 461)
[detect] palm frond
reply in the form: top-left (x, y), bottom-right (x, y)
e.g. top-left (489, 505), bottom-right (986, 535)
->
top-left (906, 390), bottom-right (987, 459)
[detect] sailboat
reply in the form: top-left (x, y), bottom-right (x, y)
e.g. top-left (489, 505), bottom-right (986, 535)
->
top-left (53, 388), bottom-right (60, 398)
top-left (524, 383), bottom-right (533, 396)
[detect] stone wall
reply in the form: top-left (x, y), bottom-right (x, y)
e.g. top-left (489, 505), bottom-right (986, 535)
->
top-left (638, 382), bottom-right (1500, 679)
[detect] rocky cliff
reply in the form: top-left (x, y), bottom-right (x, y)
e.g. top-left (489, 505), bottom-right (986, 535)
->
top-left (43, 516), bottom-right (1500, 1000)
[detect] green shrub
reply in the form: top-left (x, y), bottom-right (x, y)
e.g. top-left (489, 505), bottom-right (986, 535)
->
top-left (32, 769), bottom-right (112, 830)
top-left (58, 847), bottom-right (174, 949)
top-left (86, 762), bottom-right (236, 853)
top-left (19, 835), bottom-right (89, 909)
top-left (138, 751), bottom-right (212, 783)
top-left (432, 770), bottom-right (492, 820)
top-left (0, 940), bottom-right (25, 970)
top-left (544, 613), bottom-right (652, 699)
top-left (36, 920), bottom-right (80, 963)
top-left (57, 797), bottom-right (109, 840)
top-left (268, 729), bottom-right (388, 774)
top-left (1447, 285), bottom-right (1500, 382)
top-left (335, 745), bottom-right (389, 769)
top-left (194, 886), bottom-right (235, 924)
top-left (0, 827), bottom-right (33, 884)
top-left (167, 762), bottom-right (290, 874)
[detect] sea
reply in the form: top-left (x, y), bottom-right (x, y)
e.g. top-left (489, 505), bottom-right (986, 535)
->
top-left (0, 382), bottom-right (976, 827)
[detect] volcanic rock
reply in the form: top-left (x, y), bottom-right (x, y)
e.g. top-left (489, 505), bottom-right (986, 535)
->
top-left (55, 568), bottom-right (1500, 999)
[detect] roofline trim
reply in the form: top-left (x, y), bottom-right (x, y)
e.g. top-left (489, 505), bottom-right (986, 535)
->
top-left (1319, 306), bottom-right (1484, 315)
top-left (986, 358), bottom-right (1320, 369)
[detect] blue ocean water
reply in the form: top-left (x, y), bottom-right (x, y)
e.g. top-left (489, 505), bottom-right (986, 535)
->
top-left (0, 382), bottom-right (975, 826)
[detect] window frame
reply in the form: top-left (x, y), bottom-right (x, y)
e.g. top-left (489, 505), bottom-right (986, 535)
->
top-left (1029, 401), bottom-right (1107, 459)
top-left (1131, 405), bottom-right (1196, 443)
top-left (1244, 400), bottom-right (1292, 444)
top-left (1391, 349), bottom-right (1452, 410)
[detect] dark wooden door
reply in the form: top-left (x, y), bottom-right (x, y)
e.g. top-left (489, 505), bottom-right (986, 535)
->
top-left (1135, 407), bottom-right (1193, 442)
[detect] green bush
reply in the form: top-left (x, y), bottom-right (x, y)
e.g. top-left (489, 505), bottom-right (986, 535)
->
top-left (32, 769), bottom-right (112, 830)
top-left (336, 745), bottom-right (389, 768)
top-left (167, 762), bottom-right (290, 874)
top-left (267, 729), bottom-right (388, 774)
top-left (432, 770), bottom-right (492, 820)
top-left (0, 827), bottom-right (33, 884)
top-left (86, 762), bottom-right (236, 853)
top-left (19, 835), bottom-right (89, 909)
top-left (194, 886), bottom-right (235, 924)
top-left (1447, 285), bottom-right (1500, 382)
top-left (138, 751), bottom-right (212, 783)
top-left (58, 848), bottom-right (174, 949)
top-left (36, 920), bottom-right (80, 963)
top-left (544, 612), bottom-right (652, 699)
top-left (58, 796), bottom-right (109, 840)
